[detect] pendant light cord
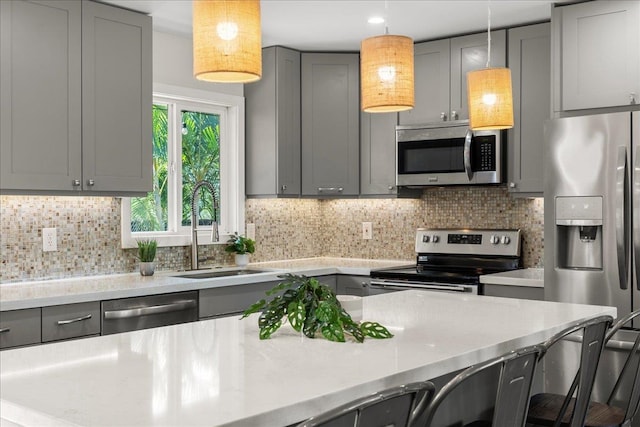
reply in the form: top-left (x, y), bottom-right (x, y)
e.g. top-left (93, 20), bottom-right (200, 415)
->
top-left (486, 0), bottom-right (491, 68)
top-left (384, 0), bottom-right (389, 35)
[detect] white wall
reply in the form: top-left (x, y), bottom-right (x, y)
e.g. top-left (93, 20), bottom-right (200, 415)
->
top-left (152, 31), bottom-right (244, 97)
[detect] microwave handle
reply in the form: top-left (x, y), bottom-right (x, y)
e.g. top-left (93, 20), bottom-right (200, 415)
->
top-left (464, 129), bottom-right (474, 181)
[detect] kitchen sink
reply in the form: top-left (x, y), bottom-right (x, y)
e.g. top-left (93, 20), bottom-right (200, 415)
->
top-left (172, 269), bottom-right (268, 279)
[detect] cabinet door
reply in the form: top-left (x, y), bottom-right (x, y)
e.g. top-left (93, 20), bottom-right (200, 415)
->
top-left (42, 302), bottom-right (100, 342)
top-left (0, 0), bottom-right (82, 192)
top-left (82, 1), bottom-right (152, 193)
top-left (450, 30), bottom-right (506, 121)
top-left (507, 23), bottom-right (550, 196)
top-left (336, 275), bottom-right (369, 296)
top-left (246, 47), bottom-right (301, 197)
top-left (561, 1), bottom-right (640, 110)
top-left (360, 112), bottom-right (398, 195)
top-left (301, 53), bottom-right (360, 196)
top-left (398, 39), bottom-right (450, 125)
top-left (0, 308), bottom-right (41, 349)
top-left (199, 281), bottom-right (280, 318)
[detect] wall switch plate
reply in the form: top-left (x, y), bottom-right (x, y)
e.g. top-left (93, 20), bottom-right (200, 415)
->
top-left (43, 227), bottom-right (57, 251)
top-left (246, 223), bottom-right (256, 241)
top-left (362, 222), bottom-right (372, 240)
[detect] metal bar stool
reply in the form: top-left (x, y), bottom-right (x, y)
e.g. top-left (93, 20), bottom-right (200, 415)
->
top-left (296, 381), bottom-right (436, 427)
top-left (528, 311), bottom-right (640, 427)
top-left (525, 315), bottom-right (613, 427)
top-left (421, 344), bottom-right (544, 427)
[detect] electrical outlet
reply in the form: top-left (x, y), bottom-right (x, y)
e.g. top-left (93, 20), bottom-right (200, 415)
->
top-left (43, 227), bottom-right (57, 252)
top-left (362, 222), bottom-right (372, 240)
top-left (246, 223), bottom-right (256, 241)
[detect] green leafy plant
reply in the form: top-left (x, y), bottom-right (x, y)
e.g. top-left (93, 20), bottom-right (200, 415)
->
top-left (136, 239), bottom-right (157, 262)
top-left (224, 233), bottom-right (256, 255)
top-left (241, 274), bottom-right (393, 343)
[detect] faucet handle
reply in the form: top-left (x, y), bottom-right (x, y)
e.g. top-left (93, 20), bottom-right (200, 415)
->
top-left (211, 221), bottom-right (219, 243)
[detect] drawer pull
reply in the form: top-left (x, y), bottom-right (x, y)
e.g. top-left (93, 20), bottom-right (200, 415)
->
top-left (103, 300), bottom-right (197, 320)
top-left (0, 328), bottom-right (10, 333)
top-left (57, 314), bottom-right (93, 325)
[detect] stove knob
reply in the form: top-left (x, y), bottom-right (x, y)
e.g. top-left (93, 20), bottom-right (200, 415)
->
top-left (501, 236), bottom-right (511, 245)
top-left (432, 235), bottom-right (440, 243)
top-left (490, 235), bottom-right (500, 245)
top-left (422, 235), bottom-right (430, 243)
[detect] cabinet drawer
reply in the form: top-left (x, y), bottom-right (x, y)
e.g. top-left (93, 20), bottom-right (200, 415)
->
top-left (42, 302), bottom-right (100, 342)
top-left (200, 281), bottom-right (279, 318)
top-left (0, 308), bottom-right (41, 349)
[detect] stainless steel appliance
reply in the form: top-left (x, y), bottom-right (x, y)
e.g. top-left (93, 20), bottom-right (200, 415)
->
top-left (101, 291), bottom-right (198, 335)
top-left (396, 121), bottom-right (505, 187)
top-left (544, 111), bottom-right (639, 412)
top-left (370, 228), bottom-right (522, 295)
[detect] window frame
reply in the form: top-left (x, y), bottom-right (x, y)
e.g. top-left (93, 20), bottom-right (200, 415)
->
top-left (121, 83), bottom-right (245, 249)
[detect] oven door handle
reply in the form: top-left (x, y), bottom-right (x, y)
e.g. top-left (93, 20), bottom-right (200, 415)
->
top-left (369, 280), bottom-right (474, 293)
top-left (464, 129), bottom-right (474, 181)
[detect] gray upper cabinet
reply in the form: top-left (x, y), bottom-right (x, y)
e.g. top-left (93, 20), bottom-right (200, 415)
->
top-left (554, 1), bottom-right (640, 111)
top-left (360, 112), bottom-right (398, 196)
top-left (0, 0), bottom-right (152, 195)
top-left (398, 39), bottom-right (450, 125)
top-left (301, 53), bottom-right (360, 196)
top-left (507, 23), bottom-right (550, 197)
top-left (399, 31), bottom-right (506, 125)
top-left (245, 47), bottom-right (301, 197)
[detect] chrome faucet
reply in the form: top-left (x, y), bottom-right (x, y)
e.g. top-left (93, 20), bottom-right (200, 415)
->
top-left (190, 180), bottom-right (219, 270)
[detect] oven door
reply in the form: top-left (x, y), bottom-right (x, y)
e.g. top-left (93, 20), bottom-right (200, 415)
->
top-left (396, 123), bottom-right (503, 186)
top-left (368, 279), bottom-right (479, 295)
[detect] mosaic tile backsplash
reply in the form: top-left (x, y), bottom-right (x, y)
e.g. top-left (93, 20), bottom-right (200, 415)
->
top-left (0, 188), bottom-right (543, 283)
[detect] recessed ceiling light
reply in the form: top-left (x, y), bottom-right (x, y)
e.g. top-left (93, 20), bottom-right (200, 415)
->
top-left (368, 16), bottom-right (385, 24)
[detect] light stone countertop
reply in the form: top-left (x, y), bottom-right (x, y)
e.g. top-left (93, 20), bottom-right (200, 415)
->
top-left (0, 257), bottom-right (412, 311)
top-left (0, 290), bottom-right (615, 427)
top-left (479, 268), bottom-right (544, 288)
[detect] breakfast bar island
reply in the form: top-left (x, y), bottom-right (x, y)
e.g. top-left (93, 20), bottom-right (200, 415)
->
top-left (0, 290), bottom-right (615, 427)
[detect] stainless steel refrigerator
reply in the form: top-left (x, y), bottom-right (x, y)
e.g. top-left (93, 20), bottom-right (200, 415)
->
top-left (544, 111), bottom-right (639, 413)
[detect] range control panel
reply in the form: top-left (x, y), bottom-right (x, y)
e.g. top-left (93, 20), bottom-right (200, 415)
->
top-left (415, 228), bottom-right (521, 256)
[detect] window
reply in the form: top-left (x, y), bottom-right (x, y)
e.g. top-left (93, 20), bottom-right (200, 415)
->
top-left (121, 84), bottom-right (244, 248)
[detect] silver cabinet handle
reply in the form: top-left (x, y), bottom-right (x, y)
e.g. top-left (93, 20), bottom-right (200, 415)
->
top-left (388, 185), bottom-right (394, 191)
top-left (57, 314), bottom-right (92, 325)
top-left (463, 129), bottom-right (474, 181)
top-left (318, 187), bottom-right (343, 193)
top-left (87, 179), bottom-right (95, 186)
top-left (630, 92), bottom-right (637, 105)
top-left (440, 112), bottom-right (447, 121)
top-left (615, 146), bottom-right (628, 289)
top-left (72, 179), bottom-right (81, 187)
top-left (635, 147), bottom-right (640, 290)
top-left (103, 300), bottom-right (197, 320)
top-left (451, 110), bottom-right (458, 120)
top-left (281, 184), bottom-right (287, 192)
top-left (509, 182), bottom-right (516, 189)
top-left (0, 328), bottom-right (10, 333)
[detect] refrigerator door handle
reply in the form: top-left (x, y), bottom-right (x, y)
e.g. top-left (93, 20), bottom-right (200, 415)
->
top-left (635, 147), bottom-right (640, 290)
top-left (616, 146), bottom-right (628, 290)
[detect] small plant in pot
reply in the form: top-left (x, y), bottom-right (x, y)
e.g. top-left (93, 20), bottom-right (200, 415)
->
top-left (136, 239), bottom-right (157, 276)
top-left (242, 274), bottom-right (393, 343)
top-left (224, 233), bottom-right (255, 267)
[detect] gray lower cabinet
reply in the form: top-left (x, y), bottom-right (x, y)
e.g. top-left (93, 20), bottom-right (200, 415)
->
top-left (336, 275), bottom-right (369, 296)
top-left (42, 302), bottom-right (100, 342)
top-left (507, 23), bottom-right (550, 197)
top-left (399, 30), bottom-right (506, 125)
top-left (200, 281), bottom-right (280, 319)
top-left (301, 53), bottom-right (360, 196)
top-left (0, 0), bottom-right (152, 195)
top-left (0, 308), bottom-right (41, 349)
top-left (483, 285), bottom-right (543, 301)
top-left (245, 46), bottom-right (301, 197)
top-left (553, 1), bottom-right (640, 111)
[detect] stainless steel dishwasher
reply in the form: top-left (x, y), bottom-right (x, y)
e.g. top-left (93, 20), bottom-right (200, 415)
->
top-left (101, 291), bottom-right (198, 335)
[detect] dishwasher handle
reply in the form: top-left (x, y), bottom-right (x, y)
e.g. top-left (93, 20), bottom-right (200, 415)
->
top-left (103, 300), bottom-right (197, 320)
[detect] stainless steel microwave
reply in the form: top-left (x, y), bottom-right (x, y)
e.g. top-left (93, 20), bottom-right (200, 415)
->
top-left (396, 121), bottom-right (505, 186)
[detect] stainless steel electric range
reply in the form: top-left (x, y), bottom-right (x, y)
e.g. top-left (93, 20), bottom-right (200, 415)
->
top-left (369, 228), bottom-right (522, 295)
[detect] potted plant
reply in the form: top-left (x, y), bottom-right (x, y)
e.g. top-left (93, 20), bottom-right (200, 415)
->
top-left (241, 274), bottom-right (393, 343)
top-left (225, 233), bottom-right (255, 267)
top-left (136, 239), bottom-right (157, 276)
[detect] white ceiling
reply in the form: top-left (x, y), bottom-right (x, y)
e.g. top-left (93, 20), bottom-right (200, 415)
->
top-left (103, 0), bottom-right (557, 51)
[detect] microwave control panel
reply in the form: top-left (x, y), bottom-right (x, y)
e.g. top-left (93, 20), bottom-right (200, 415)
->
top-left (473, 136), bottom-right (496, 172)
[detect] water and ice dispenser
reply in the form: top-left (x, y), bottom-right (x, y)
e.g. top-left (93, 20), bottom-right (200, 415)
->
top-left (555, 196), bottom-right (603, 270)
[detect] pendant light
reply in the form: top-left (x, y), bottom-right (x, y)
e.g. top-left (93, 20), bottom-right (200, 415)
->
top-left (192, 0), bottom-right (262, 83)
top-left (360, 3), bottom-right (414, 113)
top-left (467, 2), bottom-right (513, 130)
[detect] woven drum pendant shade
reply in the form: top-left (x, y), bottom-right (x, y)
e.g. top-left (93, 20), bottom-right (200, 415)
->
top-left (193, 0), bottom-right (262, 83)
top-left (467, 67), bottom-right (513, 130)
top-left (361, 34), bottom-right (414, 113)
